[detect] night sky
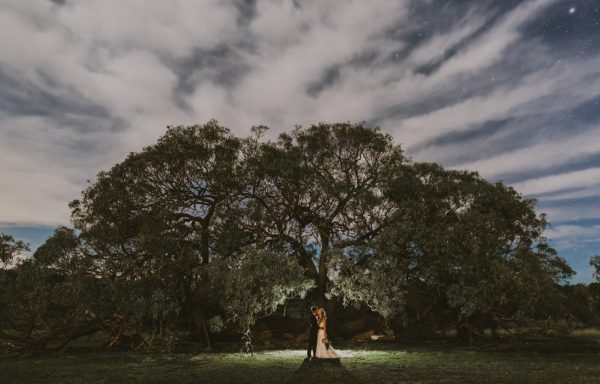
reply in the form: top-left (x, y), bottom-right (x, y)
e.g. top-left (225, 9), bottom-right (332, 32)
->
top-left (1, 0), bottom-right (599, 282)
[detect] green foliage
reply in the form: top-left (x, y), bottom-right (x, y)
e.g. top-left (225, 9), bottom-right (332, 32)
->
top-left (212, 248), bottom-right (315, 327)
top-left (0, 233), bottom-right (29, 267)
top-left (243, 122), bottom-right (406, 300)
top-left (330, 162), bottom-right (574, 336)
top-left (62, 121), bottom-right (321, 349)
top-left (0, 228), bottom-right (100, 352)
top-left (1, 120), bottom-right (584, 351)
top-left (208, 316), bottom-right (224, 333)
top-left (591, 255), bottom-right (600, 282)
top-left (329, 247), bottom-right (408, 320)
top-left (66, 121), bottom-right (247, 350)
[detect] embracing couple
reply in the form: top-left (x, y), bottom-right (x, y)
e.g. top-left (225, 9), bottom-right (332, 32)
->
top-left (307, 306), bottom-right (340, 359)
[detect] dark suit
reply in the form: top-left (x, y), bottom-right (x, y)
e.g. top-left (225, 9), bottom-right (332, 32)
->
top-left (307, 313), bottom-right (318, 357)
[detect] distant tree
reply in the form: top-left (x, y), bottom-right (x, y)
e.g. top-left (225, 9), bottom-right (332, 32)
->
top-left (589, 282), bottom-right (600, 326)
top-left (0, 233), bottom-right (29, 268)
top-left (591, 255), bottom-right (600, 281)
top-left (557, 284), bottom-right (599, 327)
top-left (0, 227), bottom-right (102, 352)
top-left (0, 233), bottom-right (30, 348)
top-left (33, 226), bottom-right (82, 269)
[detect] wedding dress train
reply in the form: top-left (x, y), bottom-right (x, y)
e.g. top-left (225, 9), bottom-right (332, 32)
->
top-left (315, 328), bottom-right (340, 359)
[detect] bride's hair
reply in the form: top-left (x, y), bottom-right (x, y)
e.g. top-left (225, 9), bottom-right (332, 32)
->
top-left (319, 308), bottom-right (327, 320)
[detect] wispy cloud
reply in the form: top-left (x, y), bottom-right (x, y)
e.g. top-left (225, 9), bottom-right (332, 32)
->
top-left (447, 123), bottom-right (600, 179)
top-left (540, 185), bottom-right (600, 202)
top-left (545, 224), bottom-right (600, 241)
top-left (538, 201), bottom-right (600, 223)
top-left (511, 167), bottom-right (600, 196)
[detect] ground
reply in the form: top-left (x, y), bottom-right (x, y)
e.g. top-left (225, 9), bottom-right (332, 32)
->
top-left (2, 337), bottom-right (600, 383)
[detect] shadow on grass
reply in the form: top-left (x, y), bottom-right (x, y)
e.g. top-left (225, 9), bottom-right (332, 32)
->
top-left (288, 357), bottom-right (362, 384)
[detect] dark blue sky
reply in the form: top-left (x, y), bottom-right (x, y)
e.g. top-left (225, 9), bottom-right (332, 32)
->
top-left (1, 0), bottom-right (599, 282)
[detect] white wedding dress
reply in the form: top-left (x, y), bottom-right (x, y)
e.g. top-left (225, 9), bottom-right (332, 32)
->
top-left (315, 320), bottom-right (340, 359)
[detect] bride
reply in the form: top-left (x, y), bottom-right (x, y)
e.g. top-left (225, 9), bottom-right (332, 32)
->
top-left (315, 308), bottom-right (340, 359)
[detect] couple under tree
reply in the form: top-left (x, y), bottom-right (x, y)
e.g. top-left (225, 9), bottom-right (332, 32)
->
top-left (307, 306), bottom-right (340, 360)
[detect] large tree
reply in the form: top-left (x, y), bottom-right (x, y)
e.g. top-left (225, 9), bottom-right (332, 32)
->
top-left (242, 122), bottom-right (406, 302)
top-left (69, 121), bottom-right (312, 350)
top-left (2, 120), bottom-right (579, 351)
top-left (70, 120), bottom-right (243, 349)
top-left (330, 162), bottom-right (573, 339)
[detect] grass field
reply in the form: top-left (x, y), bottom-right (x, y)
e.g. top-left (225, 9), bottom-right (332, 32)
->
top-left (2, 337), bottom-right (600, 384)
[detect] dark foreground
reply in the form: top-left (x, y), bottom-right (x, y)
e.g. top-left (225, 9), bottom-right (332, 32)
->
top-left (2, 337), bottom-right (600, 384)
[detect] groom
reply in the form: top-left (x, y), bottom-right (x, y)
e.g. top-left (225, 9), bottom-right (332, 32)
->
top-left (307, 306), bottom-right (319, 358)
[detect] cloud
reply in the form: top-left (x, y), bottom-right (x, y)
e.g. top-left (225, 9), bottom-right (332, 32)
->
top-left (381, 0), bottom-right (561, 143)
top-left (446, 122), bottom-right (600, 179)
top-left (0, 0), bottom-right (598, 239)
top-left (540, 185), bottom-right (600, 202)
top-left (538, 201), bottom-right (600, 224)
top-left (544, 224), bottom-right (600, 241)
top-left (0, 1), bottom-right (245, 226)
top-left (0, 113), bottom-right (118, 226)
top-left (511, 167), bottom-right (600, 196)
top-left (424, 0), bottom-right (555, 82)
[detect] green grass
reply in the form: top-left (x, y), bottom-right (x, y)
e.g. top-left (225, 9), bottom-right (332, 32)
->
top-left (2, 337), bottom-right (600, 383)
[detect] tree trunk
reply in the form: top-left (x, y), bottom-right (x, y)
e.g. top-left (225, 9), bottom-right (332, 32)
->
top-left (298, 247), bottom-right (319, 280)
top-left (196, 219), bottom-right (212, 349)
top-left (456, 313), bottom-right (472, 343)
top-left (199, 316), bottom-right (213, 351)
top-left (200, 222), bottom-right (210, 265)
top-left (318, 233), bottom-right (330, 298)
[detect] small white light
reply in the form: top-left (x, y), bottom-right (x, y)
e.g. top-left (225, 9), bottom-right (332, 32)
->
top-left (569, 7), bottom-right (576, 14)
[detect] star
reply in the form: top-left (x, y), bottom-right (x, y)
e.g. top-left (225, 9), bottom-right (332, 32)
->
top-left (569, 7), bottom-right (576, 14)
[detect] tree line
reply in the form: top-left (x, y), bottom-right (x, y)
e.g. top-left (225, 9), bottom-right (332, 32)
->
top-left (1, 121), bottom-right (597, 353)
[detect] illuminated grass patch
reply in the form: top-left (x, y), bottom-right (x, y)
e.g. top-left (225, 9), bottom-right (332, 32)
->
top-left (2, 340), bottom-right (600, 384)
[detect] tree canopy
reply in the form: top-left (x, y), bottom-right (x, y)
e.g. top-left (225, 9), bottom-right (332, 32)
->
top-left (0, 120), bottom-right (586, 351)
top-left (329, 163), bottom-right (573, 339)
top-left (0, 233), bottom-right (28, 267)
